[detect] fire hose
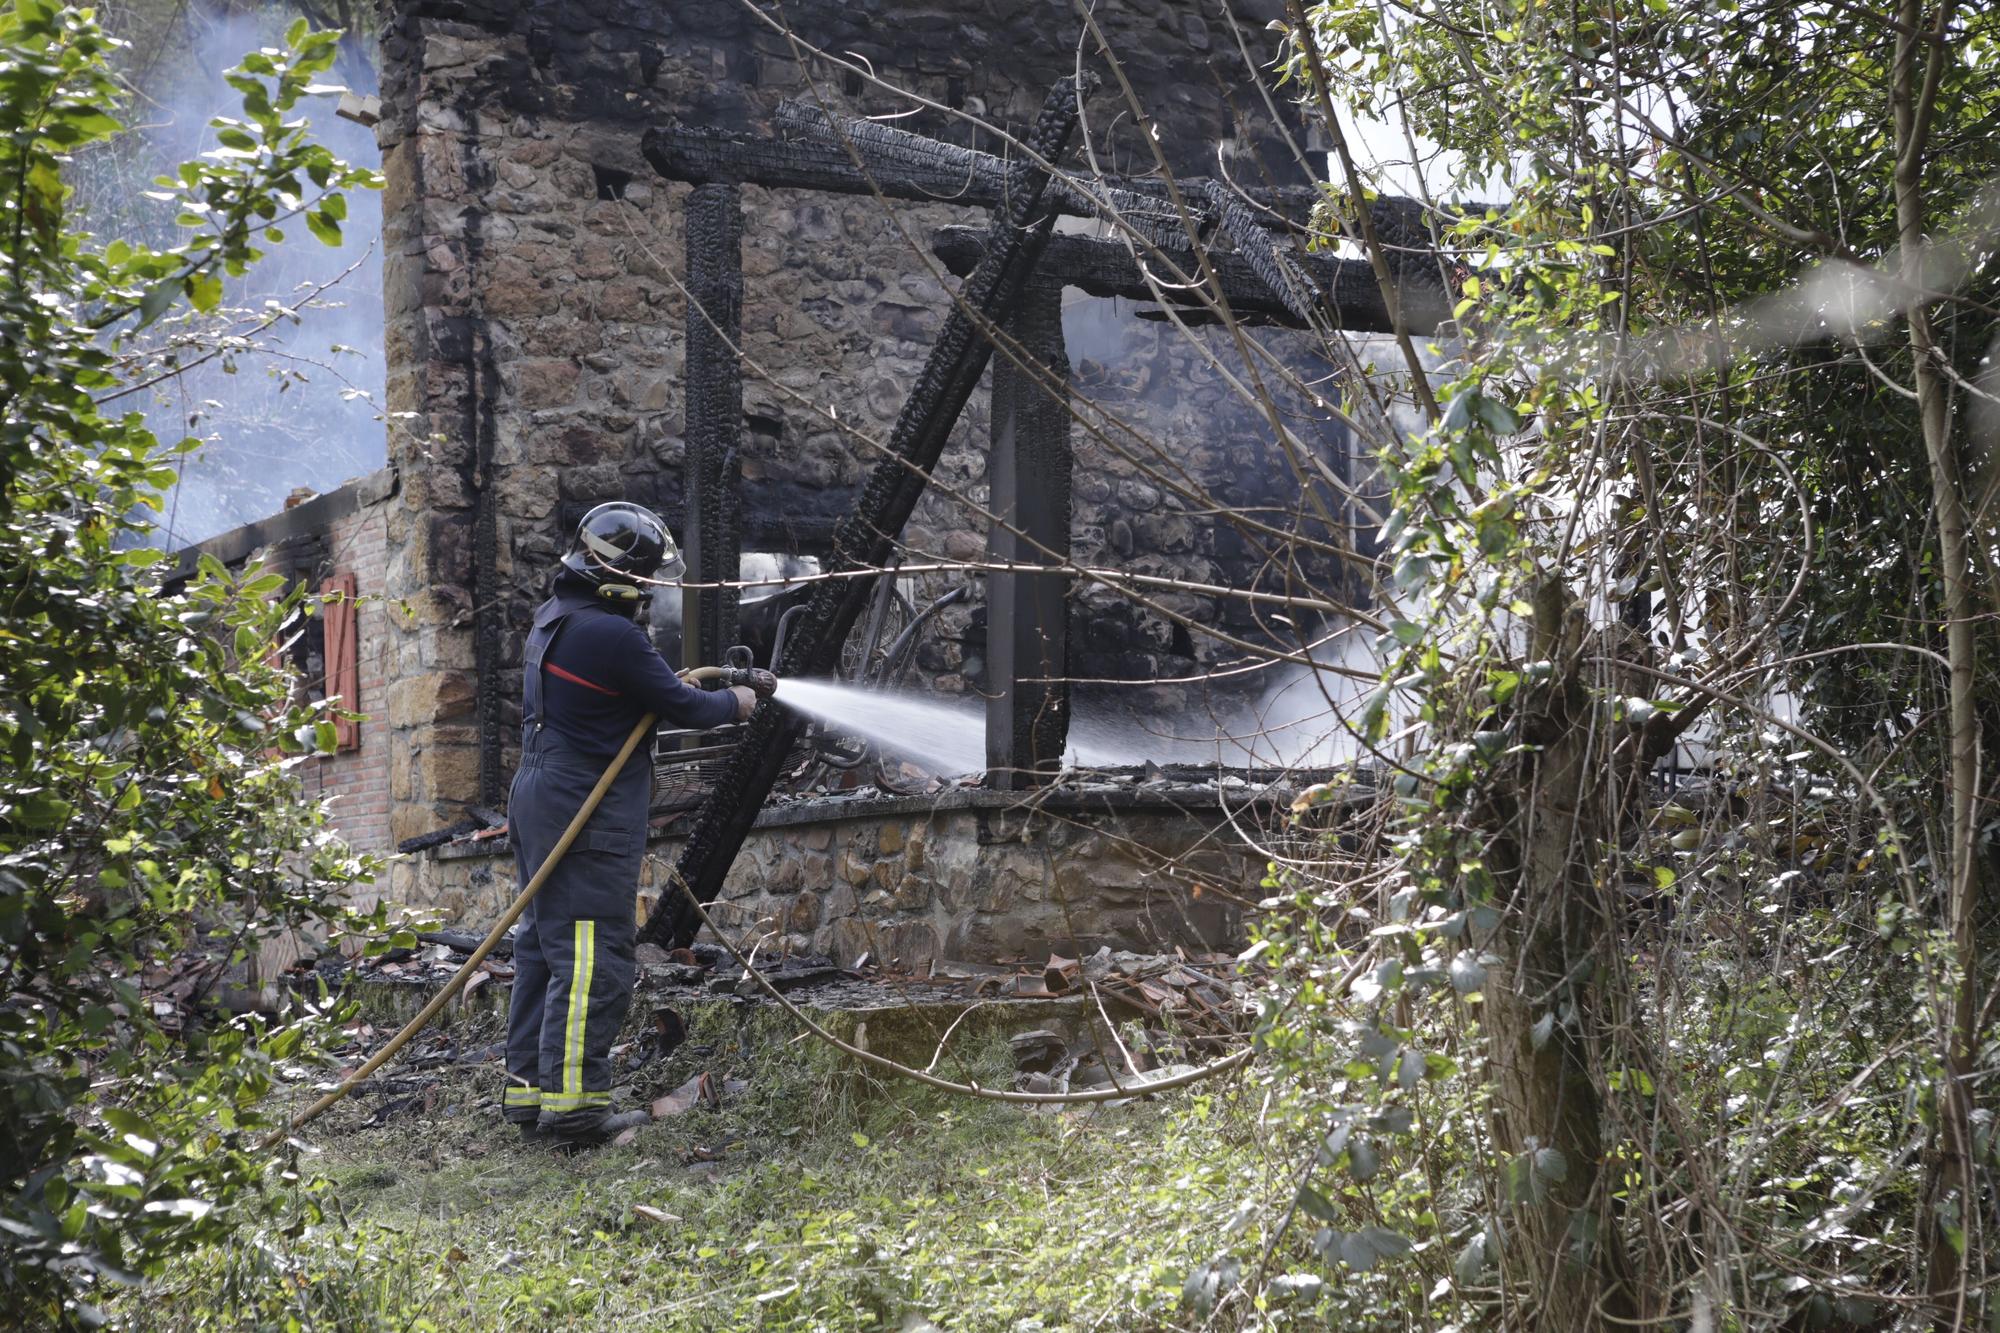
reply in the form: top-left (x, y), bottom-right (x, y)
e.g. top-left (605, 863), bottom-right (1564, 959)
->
top-left (263, 662), bottom-right (770, 1149)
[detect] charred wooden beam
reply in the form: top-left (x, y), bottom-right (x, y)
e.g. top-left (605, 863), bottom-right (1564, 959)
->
top-left (641, 77), bottom-right (1095, 950)
top-left (985, 282), bottom-right (1072, 789)
top-left (681, 182), bottom-right (744, 671)
top-left (644, 124), bottom-right (976, 203)
top-left (645, 108), bottom-right (1470, 260)
top-left (1198, 177), bottom-right (1452, 334)
top-left (1199, 177), bottom-right (1321, 325)
top-left (773, 100), bottom-right (1191, 248)
top-left (929, 226), bottom-right (1427, 335)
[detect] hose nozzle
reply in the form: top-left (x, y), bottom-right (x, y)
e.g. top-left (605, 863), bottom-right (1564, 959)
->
top-left (717, 644), bottom-right (777, 697)
top-left (723, 666), bottom-right (779, 698)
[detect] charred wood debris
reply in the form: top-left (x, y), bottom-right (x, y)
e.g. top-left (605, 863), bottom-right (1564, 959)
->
top-left (289, 931), bottom-right (1263, 1132)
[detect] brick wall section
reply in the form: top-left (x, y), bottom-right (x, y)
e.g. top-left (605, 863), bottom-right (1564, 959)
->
top-left (298, 498), bottom-right (396, 852)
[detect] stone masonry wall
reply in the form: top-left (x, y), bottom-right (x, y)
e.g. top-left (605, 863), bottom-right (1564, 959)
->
top-left (428, 791), bottom-right (1258, 966)
top-left (695, 799), bottom-right (1254, 967)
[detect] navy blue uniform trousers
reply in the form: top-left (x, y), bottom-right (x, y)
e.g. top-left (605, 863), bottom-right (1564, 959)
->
top-left (502, 726), bottom-right (650, 1134)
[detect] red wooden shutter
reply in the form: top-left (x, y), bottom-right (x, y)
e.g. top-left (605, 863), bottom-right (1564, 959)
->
top-left (321, 573), bottom-right (361, 752)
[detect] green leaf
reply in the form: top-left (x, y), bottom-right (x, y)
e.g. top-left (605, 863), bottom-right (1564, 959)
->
top-left (1338, 1226), bottom-right (1410, 1271)
top-left (98, 1108), bottom-right (158, 1145)
top-left (1347, 1137), bottom-right (1379, 1182)
top-left (1358, 685), bottom-right (1392, 742)
top-left (1449, 953), bottom-right (1486, 994)
top-left (1472, 396), bottom-right (1522, 435)
top-left (1475, 511), bottom-right (1516, 557)
top-left (187, 271), bottom-right (223, 313)
top-left (137, 280), bottom-right (180, 327)
top-left (1295, 1184), bottom-right (1342, 1224)
top-left (1455, 1231), bottom-right (1491, 1283)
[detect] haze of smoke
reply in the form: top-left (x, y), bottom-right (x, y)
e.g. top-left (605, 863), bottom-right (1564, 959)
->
top-left (103, 15), bottom-right (387, 547)
top-left (1066, 635), bottom-right (1381, 773)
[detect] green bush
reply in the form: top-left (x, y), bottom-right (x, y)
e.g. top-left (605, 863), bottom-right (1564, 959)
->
top-left (0, 4), bottom-right (383, 1325)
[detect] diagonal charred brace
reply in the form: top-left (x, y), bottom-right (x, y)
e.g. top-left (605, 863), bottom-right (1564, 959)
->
top-left (638, 76), bottom-right (1098, 951)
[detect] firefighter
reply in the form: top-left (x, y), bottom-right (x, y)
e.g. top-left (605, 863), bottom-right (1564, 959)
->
top-left (503, 502), bottom-right (766, 1150)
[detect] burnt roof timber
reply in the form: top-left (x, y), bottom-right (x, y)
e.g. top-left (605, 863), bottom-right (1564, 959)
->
top-left (773, 101), bottom-right (1194, 248)
top-left (643, 114), bottom-right (1467, 250)
top-left (166, 466), bottom-right (397, 583)
top-left (929, 226), bottom-right (1443, 336)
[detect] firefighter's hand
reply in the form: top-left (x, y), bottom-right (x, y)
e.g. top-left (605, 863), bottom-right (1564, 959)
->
top-left (729, 685), bottom-right (758, 721)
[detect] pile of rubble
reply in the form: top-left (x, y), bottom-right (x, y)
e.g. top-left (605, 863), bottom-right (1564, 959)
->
top-left (337, 930), bottom-right (1260, 1025)
top-left (984, 946), bottom-right (1257, 1095)
top-left (279, 936), bottom-right (1263, 1137)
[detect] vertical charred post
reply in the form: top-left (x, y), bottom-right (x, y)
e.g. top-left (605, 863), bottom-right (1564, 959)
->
top-left (681, 182), bottom-right (745, 670)
top-left (472, 321), bottom-right (505, 806)
top-left (642, 76), bottom-right (1095, 950)
top-left (985, 282), bottom-right (1072, 789)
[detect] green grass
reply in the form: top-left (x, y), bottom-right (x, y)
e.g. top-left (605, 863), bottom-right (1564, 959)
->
top-left (118, 1001), bottom-right (1313, 1332)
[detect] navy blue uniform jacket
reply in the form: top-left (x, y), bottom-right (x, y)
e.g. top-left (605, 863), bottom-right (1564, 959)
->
top-left (537, 583), bottom-right (737, 761)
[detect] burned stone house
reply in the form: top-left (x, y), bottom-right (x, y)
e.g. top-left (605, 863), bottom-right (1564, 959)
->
top-left (181, 0), bottom-right (1439, 967)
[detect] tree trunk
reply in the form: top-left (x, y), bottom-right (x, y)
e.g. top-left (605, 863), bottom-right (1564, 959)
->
top-left (1475, 580), bottom-right (1639, 1329)
top-left (1890, 2), bottom-right (1982, 1321)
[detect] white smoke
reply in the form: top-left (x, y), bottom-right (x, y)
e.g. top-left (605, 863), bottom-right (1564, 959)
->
top-left (91, 13), bottom-right (387, 546)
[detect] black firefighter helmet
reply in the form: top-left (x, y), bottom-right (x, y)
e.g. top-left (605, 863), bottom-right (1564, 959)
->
top-left (561, 502), bottom-right (684, 599)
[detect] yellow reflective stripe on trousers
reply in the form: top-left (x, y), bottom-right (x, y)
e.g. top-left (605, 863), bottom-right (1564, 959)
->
top-left (562, 920), bottom-right (596, 1098)
top-left (539, 1091), bottom-right (611, 1112)
top-left (503, 1086), bottom-right (543, 1108)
